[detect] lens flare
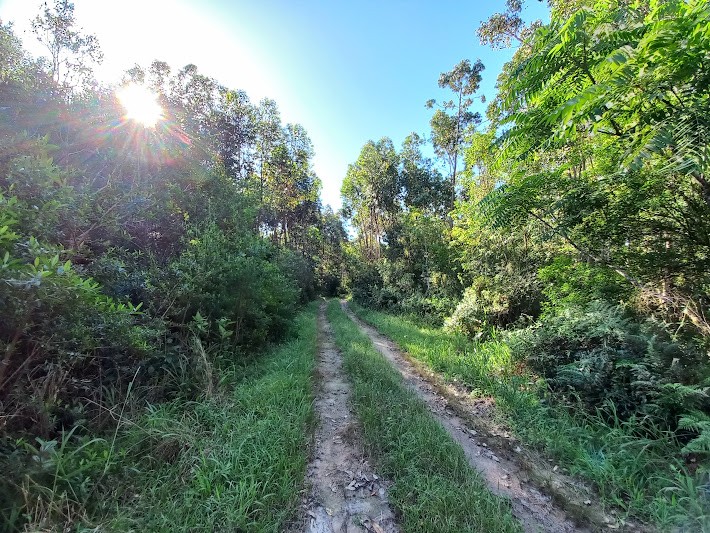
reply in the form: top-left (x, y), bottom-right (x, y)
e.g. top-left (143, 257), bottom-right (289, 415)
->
top-left (116, 84), bottom-right (163, 127)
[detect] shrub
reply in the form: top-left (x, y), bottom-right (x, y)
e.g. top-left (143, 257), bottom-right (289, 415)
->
top-left (157, 222), bottom-right (299, 350)
top-left (275, 248), bottom-right (316, 302)
top-left (0, 237), bottom-right (152, 436)
top-left (538, 255), bottom-right (632, 317)
top-left (508, 301), bottom-right (710, 430)
top-left (348, 259), bottom-right (384, 308)
top-left (446, 274), bottom-right (541, 336)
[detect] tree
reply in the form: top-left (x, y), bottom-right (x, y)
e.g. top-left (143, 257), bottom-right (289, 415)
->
top-left (0, 20), bottom-right (50, 128)
top-left (255, 98), bottom-right (284, 209)
top-left (341, 138), bottom-right (400, 260)
top-left (215, 88), bottom-right (257, 185)
top-left (263, 123), bottom-right (319, 247)
top-left (399, 133), bottom-right (449, 214)
top-left (313, 207), bottom-right (348, 296)
top-left (484, 0), bottom-right (710, 336)
top-left (31, 0), bottom-right (102, 94)
top-left (478, 0), bottom-right (532, 48)
top-left (426, 59), bottom-right (485, 206)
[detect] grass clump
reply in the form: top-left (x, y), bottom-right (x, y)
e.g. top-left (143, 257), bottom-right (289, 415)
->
top-left (350, 302), bottom-right (710, 530)
top-left (326, 300), bottom-right (521, 533)
top-left (98, 303), bottom-right (318, 532)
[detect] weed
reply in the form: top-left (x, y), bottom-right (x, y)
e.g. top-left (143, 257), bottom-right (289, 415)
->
top-left (102, 303), bottom-right (318, 531)
top-left (3, 304), bottom-right (318, 532)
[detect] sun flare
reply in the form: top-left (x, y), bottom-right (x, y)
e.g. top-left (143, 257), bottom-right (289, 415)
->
top-left (116, 84), bottom-right (163, 127)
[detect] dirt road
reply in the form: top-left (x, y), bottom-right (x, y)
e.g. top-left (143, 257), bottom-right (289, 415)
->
top-left (299, 301), bottom-right (636, 532)
top-left (302, 304), bottom-right (399, 533)
top-left (341, 301), bottom-right (595, 533)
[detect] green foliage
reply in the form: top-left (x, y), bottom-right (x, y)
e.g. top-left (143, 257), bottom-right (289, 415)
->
top-left (311, 207), bottom-right (348, 296)
top-left (509, 301), bottom-right (710, 427)
top-left (0, 235), bottom-right (151, 438)
top-left (9, 428), bottom-right (116, 529)
top-left (347, 254), bottom-right (458, 325)
top-left (427, 58), bottom-right (485, 204)
top-left (344, 1), bottom-right (710, 528)
top-left (445, 273), bottom-right (540, 336)
top-left (341, 137), bottom-right (400, 260)
top-left (1, 305), bottom-right (317, 532)
top-left (31, 0), bottom-right (103, 92)
top-left (400, 133), bottom-right (449, 213)
top-left (483, 0), bottom-right (710, 337)
top-left (160, 222), bottom-right (299, 349)
top-left (105, 305), bottom-right (317, 532)
top-left (450, 206), bottom-right (548, 333)
top-left (538, 255), bottom-right (632, 315)
top-left (0, 19), bottom-right (49, 106)
top-left (343, 135), bottom-right (461, 322)
top-left (678, 411), bottom-right (710, 455)
top-left (477, 0), bottom-right (541, 49)
top-left (0, 10), bottom-right (332, 531)
top-left (0, 193), bottom-right (19, 251)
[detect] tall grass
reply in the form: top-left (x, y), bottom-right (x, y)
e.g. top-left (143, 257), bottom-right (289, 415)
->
top-left (350, 302), bottom-right (710, 530)
top-left (8, 304), bottom-right (319, 532)
top-left (326, 300), bottom-right (521, 533)
top-left (102, 303), bottom-right (318, 531)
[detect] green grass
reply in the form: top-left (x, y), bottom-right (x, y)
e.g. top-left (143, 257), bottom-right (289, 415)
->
top-left (99, 303), bottom-right (319, 532)
top-left (350, 302), bottom-right (710, 530)
top-left (326, 300), bottom-right (521, 533)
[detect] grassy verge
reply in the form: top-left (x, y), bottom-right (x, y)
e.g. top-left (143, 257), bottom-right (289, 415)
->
top-left (98, 303), bottom-right (319, 531)
top-left (326, 300), bottom-right (521, 533)
top-left (350, 302), bottom-right (709, 530)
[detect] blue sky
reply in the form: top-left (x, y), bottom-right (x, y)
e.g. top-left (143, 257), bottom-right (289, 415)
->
top-left (0, 0), bottom-right (549, 209)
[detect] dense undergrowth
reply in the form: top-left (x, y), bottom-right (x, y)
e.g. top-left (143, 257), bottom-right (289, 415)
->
top-left (4, 304), bottom-right (317, 531)
top-left (351, 302), bottom-right (710, 530)
top-left (327, 300), bottom-right (521, 533)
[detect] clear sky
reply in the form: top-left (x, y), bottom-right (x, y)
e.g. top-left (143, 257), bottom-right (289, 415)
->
top-left (0, 0), bottom-right (549, 209)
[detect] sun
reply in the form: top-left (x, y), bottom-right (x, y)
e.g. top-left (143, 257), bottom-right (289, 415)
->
top-left (116, 84), bottom-right (163, 127)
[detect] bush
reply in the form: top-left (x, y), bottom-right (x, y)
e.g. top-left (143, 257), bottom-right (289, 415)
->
top-left (348, 258), bottom-right (383, 308)
top-left (157, 222), bottom-right (299, 350)
top-left (538, 255), bottom-right (632, 317)
top-left (446, 274), bottom-right (541, 336)
top-left (276, 248), bottom-right (316, 302)
top-left (348, 256), bottom-right (458, 324)
top-left (0, 235), bottom-right (152, 437)
top-left (508, 301), bottom-right (710, 430)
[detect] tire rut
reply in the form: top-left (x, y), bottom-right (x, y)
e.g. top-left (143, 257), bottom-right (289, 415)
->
top-left (301, 303), bottom-right (399, 533)
top-left (341, 301), bottom-right (595, 533)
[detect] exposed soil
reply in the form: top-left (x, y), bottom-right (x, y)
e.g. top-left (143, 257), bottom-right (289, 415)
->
top-left (341, 301), bottom-right (644, 533)
top-left (300, 303), bottom-right (399, 533)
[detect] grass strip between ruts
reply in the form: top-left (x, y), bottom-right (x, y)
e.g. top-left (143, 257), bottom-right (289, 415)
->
top-left (326, 299), bottom-right (521, 533)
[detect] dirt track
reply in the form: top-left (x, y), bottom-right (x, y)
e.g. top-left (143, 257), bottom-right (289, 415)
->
top-left (298, 301), bottom-right (640, 532)
top-left (341, 301), bottom-right (599, 533)
top-left (302, 303), bottom-right (399, 533)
